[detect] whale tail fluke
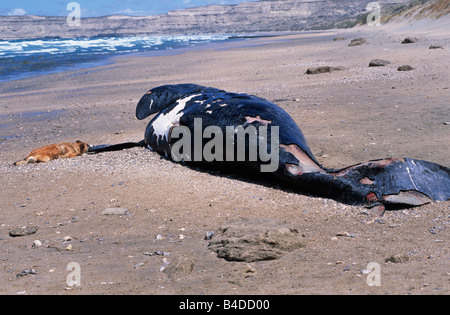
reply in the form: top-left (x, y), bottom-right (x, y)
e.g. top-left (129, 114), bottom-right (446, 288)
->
top-left (320, 158), bottom-right (450, 214)
top-left (278, 144), bottom-right (449, 215)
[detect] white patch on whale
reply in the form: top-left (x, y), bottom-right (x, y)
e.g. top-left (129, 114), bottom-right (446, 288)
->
top-left (150, 94), bottom-right (200, 144)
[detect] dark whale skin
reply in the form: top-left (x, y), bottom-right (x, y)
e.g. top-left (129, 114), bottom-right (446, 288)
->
top-left (134, 84), bottom-right (450, 214)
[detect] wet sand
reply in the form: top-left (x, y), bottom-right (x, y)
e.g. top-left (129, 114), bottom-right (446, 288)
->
top-left (0, 23), bottom-right (449, 295)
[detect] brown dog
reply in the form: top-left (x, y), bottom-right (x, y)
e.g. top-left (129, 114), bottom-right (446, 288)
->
top-left (14, 141), bottom-right (90, 166)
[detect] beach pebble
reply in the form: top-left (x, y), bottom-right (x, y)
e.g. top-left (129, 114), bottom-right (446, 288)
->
top-left (335, 231), bottom-right (356, 238)
top-left (63, 235), bottom-right (73, 242)
top-left (397, 65), bottom-right (414, 71)
top-left (32, 240), bottom-right (43, 248)
top-left (385, 253), bottom-right (409, 263)
top-left (9, 226), bottom-right (38, 237)
top-left (133, 262), bottom-right (145, 269)
top-left (306, 66), bottom-right (346, 75)
top-left (348, 38), bottom-right (366, 46)
top-left (101, 207), bottom-right (129, 215)
top-left (204, 231), bottom-right (214, 240)
top-left (369, 59), bottom-right (391, 67)
top-left (241, 264), bottom-right (257, 278)
top-left (16, 269), bottom-right (37, 278)
top-left (401, 37), bottom-right (417, 44)
top-left (429, 45), bottom-right (443, 49)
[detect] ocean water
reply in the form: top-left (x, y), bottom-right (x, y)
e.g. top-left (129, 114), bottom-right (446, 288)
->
top-left (0, 34), bottom-right (235, 83)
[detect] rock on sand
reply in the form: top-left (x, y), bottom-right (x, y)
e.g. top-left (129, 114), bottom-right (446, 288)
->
top-left (208, 218), bottom-right (304, 262)
top-left (306, 66), bottom-right (346, 74)
top-left (369, 59), bottom-right (391, 67)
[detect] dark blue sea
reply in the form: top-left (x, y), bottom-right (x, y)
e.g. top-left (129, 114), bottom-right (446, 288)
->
top-left (0, 34), bottom-right (236, 83)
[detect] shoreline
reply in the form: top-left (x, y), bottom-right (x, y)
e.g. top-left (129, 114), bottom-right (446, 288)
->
top-left (0, 31), bottom-right (331, 85)
top-left (0, 34), bottom-right (238, 84)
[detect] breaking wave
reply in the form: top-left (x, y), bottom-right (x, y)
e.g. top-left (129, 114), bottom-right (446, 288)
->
top-left (0, 34), bottom-right (233, 82)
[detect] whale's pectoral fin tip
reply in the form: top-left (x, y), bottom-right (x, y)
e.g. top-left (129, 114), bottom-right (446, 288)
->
top-left (364, 189), bottom-right (432, 215)
top-left (382, 190), bottom-right (432, 207)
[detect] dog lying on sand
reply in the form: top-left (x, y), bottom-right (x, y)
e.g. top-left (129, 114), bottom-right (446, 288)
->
top-left (14, 141), bottom-right (90, 166)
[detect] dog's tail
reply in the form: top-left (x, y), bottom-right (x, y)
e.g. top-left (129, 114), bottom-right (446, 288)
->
top-left (88, 140), bottom-right (145, 154)
top-left (13, 160), bottom-right (27, 166)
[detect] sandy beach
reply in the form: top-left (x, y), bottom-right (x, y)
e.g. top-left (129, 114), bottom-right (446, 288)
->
top-left (0, 20), bottom-right (449, 295)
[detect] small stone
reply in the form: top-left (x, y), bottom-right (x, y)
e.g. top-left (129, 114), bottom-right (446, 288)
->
top-left (429, 45), bottom-right (443, 49)
top-left (9, 226), bottom-right (38, 237)
top-left (397, 65), bottom-right (414, 71)
top-left (204, 231), bottom-right (214, 240)
top-left (16, 269), bottom-right (37, 278)
top-left (348, 38), bottom-right (366, 46)
top-left (306, 66), bottom-right (346, 75)
top-left (336, 231), bottom-right (355, 237)
top-left (63, 236), bottom-right (73, 242)
top-left (443, 122), bottom-right (450, 125)
top-left (65, 244), bottom-right (73, 251)
top-left (244, 265), bottom-right (257, 274)
top-left (369, 59), bottom-right (391, 67)
top-left (385, 253), bottom-right (409, 263)
top-left (401, 37), bottom-right (417, 44)
top-left (133, 262), bottom-right (145, 269)
top-left (155, 234), bottom-right (163, 240)
top-left (333, 36), bottom-right (345, 41)
top-left (32, 240), bottom-right (42, 248)
top-left (101, 208), bottom-right (129, 215)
